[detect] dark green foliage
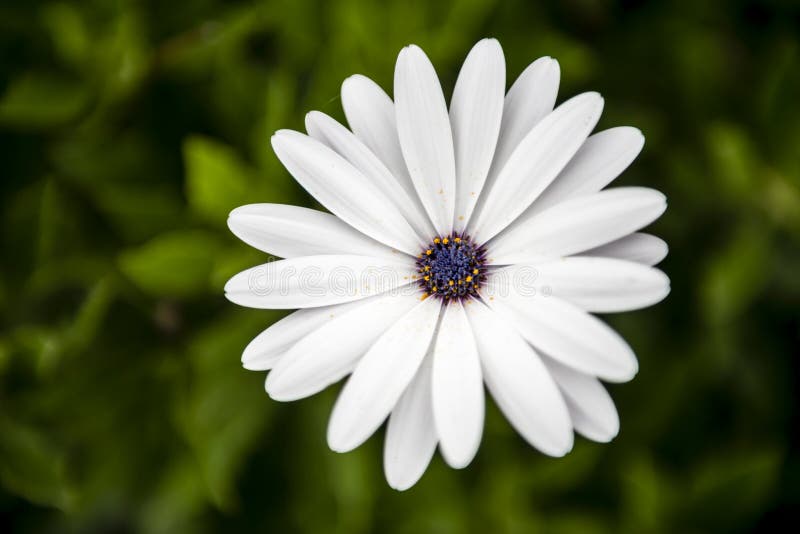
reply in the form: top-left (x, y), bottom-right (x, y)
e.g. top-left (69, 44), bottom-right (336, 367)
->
top-left (1, 0), bottom-right (799, 532)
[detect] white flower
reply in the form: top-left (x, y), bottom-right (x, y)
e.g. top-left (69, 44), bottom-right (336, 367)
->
top-left (225, 39), bottom-right (669, 490)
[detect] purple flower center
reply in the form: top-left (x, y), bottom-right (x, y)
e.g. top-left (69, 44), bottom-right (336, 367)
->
top-left (416, 234), bottom-right (486, 302)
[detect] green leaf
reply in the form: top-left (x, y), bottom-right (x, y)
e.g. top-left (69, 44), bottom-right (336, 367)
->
top-left (0, 72), bottom-right (89, 129)
top-left (118, 231), bottom-right (223, 297)
top-left (0, 415), bottom-right (73, 510)
top-left (65, 277), bottom-right (115, 353)
top-left (706, 122), bottom-right (758, 199)
top-left (677, 448), bottom-right (782, 530)
top-left (620, 455), bottom-right (671, 531)
top-left (40, 3), bottom-right (91, 68)
top-left (701, 224), bottom-right (770, 325)
top-left (177, 310), bottom-right (278, 510)
top-left (184, 136), bottom-right (256, 224)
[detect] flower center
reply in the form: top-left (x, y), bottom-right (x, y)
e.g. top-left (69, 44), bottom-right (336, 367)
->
top-left (416, 234), bottom-right (486, 302)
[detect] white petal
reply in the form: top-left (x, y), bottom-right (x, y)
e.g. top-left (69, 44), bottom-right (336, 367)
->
top-left (510, 257), bottom-right (670, 313)
top-left (432, 301), bottom-right (484, 468)
top-left (490, 56), bottom-right (560, 181)
top-left (305, 111), bottom-right (435, 240)
top-left (225, 255), bottom-right (415, 309)
top-left (488, 187), bottom-right (667, 265)
top-left (265, 292), bottom-right (419, 401)
top-left (271, 130), bottom-right (422, 254)
top-left (543, 357), bottom-right (619, 443)
top-left (341, 74), bottom-right (419, 202)
top-left (394, 45), bottom-right (456, 235)
top-left (529, 127), bottom-right (645, 215)
top-left (464, 300), bottom-right (573, 456)
top-left (327, 296), bottom-right (441, 452)
top-left (384, 353), bottom-right (437, 491)
top-left (450, 39), bottom-right (505, 232)
top-left (242, 303), bottom-right (361, 370)
top-left (582, 232), bottom-right (668, 266)
top-left (228, 204), bottom-right (396, 259)
top-left (483, 275), bottom-right (638, 382)
top-left (470, 92), bottom-right (604, 242)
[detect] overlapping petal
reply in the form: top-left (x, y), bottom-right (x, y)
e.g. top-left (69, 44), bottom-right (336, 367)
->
top-left (228, 204), bottom-right (397, 259)
top-left (242, 302), bottom-right (362, 371)
top-left (465, 300), bottom-right (573, 456)
top-left (394, 45), bottom-right (457, 235)
top-left (582, 232), bottom-right (668, 266)
top-left (265, 292), bottom-right (419, 401)
top-left (484, 273), bottom-right (638, 382)
top-left (272, 130), bottom-right (422, 253)
top-left (305, 111), bottom-right (435, 240)
top-left (225, 254), bottom-right (416, 309)
top-left (432, 301), bottom-right (484, 468)
top-left (470, 92), bottom-right (605, 242)
top-left (384, 351), bottom-right (437, 491)
top-left (450, 38), bottom-right (505, 232)
top-left (544, 357), bottom-right (620, 442)
top-left (341, 74), bottom-right (420, 203)
top-left (481, 56), bottom-right (560, 198)
top-left (499, 257), bottom-right (670, 313)
top-left (327, 295), bottom-right (441, 452)
top-left (489, 187), bottom-right (667, 265)
top-left (527, 126), bottom-right (645, 215)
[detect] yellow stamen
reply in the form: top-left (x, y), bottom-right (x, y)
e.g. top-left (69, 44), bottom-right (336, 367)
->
top-left (448, 280), bottom-right (455, 287)
top-left (472, 268), bottom-right (479, 275)
top-left (432, 286), bottom-right (438, 292)
top-left (426, 249), bottom-right (432, 256)
top-left (442, 238), bottom-right (449, 244)
top-left (433, 237), bottom-right (441, 244)
top-left (454, 237), bottom-right (461, 243)
top-left (465, 275), bottom-right (472, 282)
top-left (424, 275), bottom-right (430, 281)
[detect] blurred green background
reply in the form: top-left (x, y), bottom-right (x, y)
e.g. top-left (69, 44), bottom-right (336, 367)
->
top-left (1, 0), bottom-right (799, 532)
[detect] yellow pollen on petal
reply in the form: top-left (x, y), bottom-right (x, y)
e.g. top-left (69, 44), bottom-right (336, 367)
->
top-left (420, 292), bottom-right (430, 301)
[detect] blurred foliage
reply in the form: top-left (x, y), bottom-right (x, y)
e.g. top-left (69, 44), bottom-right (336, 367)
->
top-left (1, 0), bottom-right (799, 532)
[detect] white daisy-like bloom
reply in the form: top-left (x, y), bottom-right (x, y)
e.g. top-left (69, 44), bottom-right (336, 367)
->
top-left (225, 39), bottom-right (669, 490)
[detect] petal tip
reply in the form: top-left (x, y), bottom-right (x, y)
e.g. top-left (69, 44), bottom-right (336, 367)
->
top-left (304, 110), bottom-right (320, 127)
top-left (242, 359), bottom-right (267, 371)
top-left (326, 430), bottom-right (353, 454)
top-left (264, 371), bottom-right (292, 400)
top-left (546, 434), bottom-right (575, 458)
top-left (386, 472), bottom-right (418, 492)
top-left (442, 450), bottom-right (474, 470)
